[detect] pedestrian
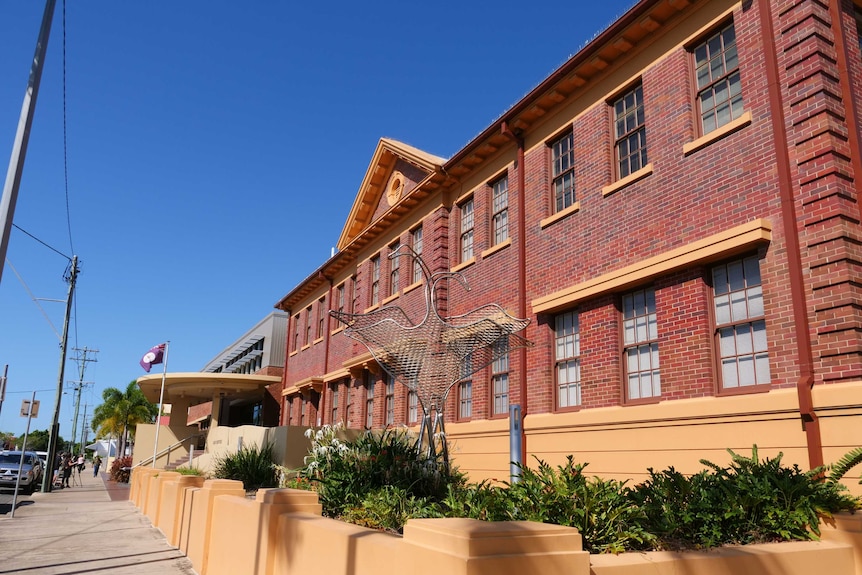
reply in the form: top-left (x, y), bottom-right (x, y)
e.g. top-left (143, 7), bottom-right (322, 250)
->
top-left (62, 453), bottom-right (73, 488)
top-left (92, 455), bottom-right (101, 477)
top-left (77, 453), bottom-right (85, 474)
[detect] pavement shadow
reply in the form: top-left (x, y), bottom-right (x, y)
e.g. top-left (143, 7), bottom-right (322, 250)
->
top-left (0, 500), bottom-right (35, 515)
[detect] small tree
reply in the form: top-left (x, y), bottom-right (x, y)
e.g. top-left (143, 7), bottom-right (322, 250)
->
top-left (91, 381), bottom-right (157, 456)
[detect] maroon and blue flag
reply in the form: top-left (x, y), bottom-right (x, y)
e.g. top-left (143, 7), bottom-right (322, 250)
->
top-left (140, 343), bottom-right (166, 372)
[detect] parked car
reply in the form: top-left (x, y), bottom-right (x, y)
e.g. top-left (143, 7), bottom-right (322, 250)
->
top-left (0, 451), bottom-right (44, 494)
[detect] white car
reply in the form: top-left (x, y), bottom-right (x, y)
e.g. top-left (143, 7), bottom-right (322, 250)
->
top-left (0, 451), bottom-right (44, 494)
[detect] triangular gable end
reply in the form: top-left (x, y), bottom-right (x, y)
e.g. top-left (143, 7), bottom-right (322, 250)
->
top-left (337, 138), bottom-right (445, 250)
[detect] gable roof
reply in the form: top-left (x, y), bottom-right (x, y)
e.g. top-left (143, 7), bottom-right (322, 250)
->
top-left (337, 138), bottom-right (445, 250)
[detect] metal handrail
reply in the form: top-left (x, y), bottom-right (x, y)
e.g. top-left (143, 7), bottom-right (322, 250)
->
top-left (133, 434), bottom-right (199, 469)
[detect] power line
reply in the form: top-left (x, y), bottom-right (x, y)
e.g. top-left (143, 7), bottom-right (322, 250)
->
top-left (62, 0), bottom-right (74, 256)
top-left (12, 223), bottom-right (71, 260)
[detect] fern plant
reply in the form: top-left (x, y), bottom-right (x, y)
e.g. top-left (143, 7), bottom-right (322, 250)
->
top-left (828, 447), bottom-right (862, 486)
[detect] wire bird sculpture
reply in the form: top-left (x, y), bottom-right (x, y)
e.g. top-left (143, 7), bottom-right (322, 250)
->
top-left (331, 246), bottom-right (531, 470)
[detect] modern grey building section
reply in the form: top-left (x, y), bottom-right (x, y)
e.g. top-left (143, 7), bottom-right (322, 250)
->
top-left (202, 312), bottom-right (288, 375)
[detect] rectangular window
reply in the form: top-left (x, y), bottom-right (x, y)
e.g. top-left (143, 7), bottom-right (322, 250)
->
top-left (330, 383), bottom-right (339, 423)
top-left (555, 311), bottom-right (581, 408)
top-left (285, 398), bottom-right (293, 426)
top-left (371, 256), bottom-right (380, 306)
top-left (384, 373), bottom-right (395, 425)
top-left (460, 198), bottom-right (474, 262)
top-left (694, 22), bottom-right (743, 134)
top-left (336, 284), bottom-right (345, 315)
top-left (292, 315), bottom-right (300, 352)
top-left (491, 175), bottom-right (509, 245)
top-left (551, 131), bottom-right (575, 212)
top-left (318, 297), bottom-right (326, 339)
top-left (459, 354), bottom-right (473, 419)
top-left (613, 84), bottom-right (647, 178)
top-left (305, 306), bottom-right (312, 346)
top-left (407, 390), bottom-right (418, 424)
top-left (389, 242), bottom-right (400, 297)
top-left (365, 375), bottom-right (375, 429)
top-left (491, 342), bottom-right (509, 415)
top-left (300, 396), bottom-right (307, 426)
top-left (623, 288), bottom-right (661, 400)
top-left (345, 382), bottom-right (352, 426)
top-left (411, 226), bottom-right (423, 284)
top-left (713, 256), bottom-right (770, 389)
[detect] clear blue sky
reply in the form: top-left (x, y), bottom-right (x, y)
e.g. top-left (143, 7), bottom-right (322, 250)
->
top-left (0, 1), bottom-right (635, 438)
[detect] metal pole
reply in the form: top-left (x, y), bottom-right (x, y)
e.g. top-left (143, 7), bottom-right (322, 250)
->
top-left (11, 391), bottom-right (36, 517)
top-left (151, 341), bottom-right (169, 468)
top-left (79, 404), bottom-right (87, 456)
top-left (42, 256), bottom-right (77, 493)
top-left (0, 364), bottom-right (7, 420)
top-left (509, 404), bottom-right (522, 483)
top-left (0, 0), bottom-right (57, 286)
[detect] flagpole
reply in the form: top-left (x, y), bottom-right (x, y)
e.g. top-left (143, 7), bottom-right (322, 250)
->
top-left (151, 341), bottom-right (169, 468)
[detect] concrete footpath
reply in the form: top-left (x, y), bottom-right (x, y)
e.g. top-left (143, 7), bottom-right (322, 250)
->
top-left (0, 469), bottom-right (195, 574)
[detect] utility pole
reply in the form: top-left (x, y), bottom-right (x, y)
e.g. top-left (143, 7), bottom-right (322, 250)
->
top-left (0, 0), bottom-right (57, 286)
top-left (80, 405), bottom-right (88, 455)
top-left (42, 255), bottom-right (77, 493)
top-left (0, 365), bottom-right (7, 420)
top-left (69, 347), bottom-right (97, 455)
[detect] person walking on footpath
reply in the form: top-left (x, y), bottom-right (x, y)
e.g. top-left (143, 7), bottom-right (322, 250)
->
top-left (92, 455), bottom-right (102, 477)
top-left (62, 453), bottom-right (73, 488)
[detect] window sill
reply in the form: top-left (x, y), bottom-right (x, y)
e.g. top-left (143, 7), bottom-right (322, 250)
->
top-left (540, 201), bottom-right (580, 229)
top-left (381, 293), bottom-right (400, 305)
top-left (451, 257), bottom-right (476, 273)
top-left (602, 163), bottom-right (653, 197)
top-left (403, 281), bottom-right (423, 295)
top-left (716, 382), bottom-right (771, 397)
top-left (682, 111), bottom-right (752, 156)
top-left (313, 337), bottom-right (324, 345)
top-left (330, 326), bottom-right (345, 336)
top-left (363, 304), bottom-right (380, 313)
top-left (300, 345), bottom-right (310, 351)
top-left (289, 350), bottom-right (298, 357)
top-left (481, 238), bottom-right (511, 259)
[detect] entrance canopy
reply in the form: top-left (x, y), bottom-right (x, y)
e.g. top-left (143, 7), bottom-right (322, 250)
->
top-left (137, 372), bottom-right (281, 403)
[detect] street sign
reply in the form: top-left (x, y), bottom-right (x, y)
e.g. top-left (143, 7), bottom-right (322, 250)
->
top-left (20, 399), bottom-right (39, 418)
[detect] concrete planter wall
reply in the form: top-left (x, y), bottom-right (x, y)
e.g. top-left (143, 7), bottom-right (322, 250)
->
top-left (129, 469), bottom-right (862, 575)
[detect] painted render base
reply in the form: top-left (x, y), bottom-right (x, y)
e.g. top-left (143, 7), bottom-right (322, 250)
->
top-left (130, 470), bottom-right (862, 575)
top-left (445, 382), bottom-right (862, 494)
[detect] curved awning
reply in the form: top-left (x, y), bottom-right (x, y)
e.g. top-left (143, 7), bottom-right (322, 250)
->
top-left (136, 372), bottom-right (282, 403)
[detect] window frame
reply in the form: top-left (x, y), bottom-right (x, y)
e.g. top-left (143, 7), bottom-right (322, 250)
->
top-left (555, 310), bottom-right (582, 411)
top-left (491, 174), bottom-right (509, 246)
top-left (317, 297), bottom-right (326, 340)
top-left (364, 374), bottom-right (375, 429)
top-left (458, 354), bottom-right (473, 421)
top-left (329, 382), bottom-right (339, 424)
top-left (389, 241), bottom-right (400, 297)
top-left (459, 197), bottom-right (474, 263)
top-left (622, 287), bottom-right (661, 404)
top-left (370, 255), bottom-right (380, 306)
top-left (407, 389), bottom-right (419, 425)
top-left (612, 83), bottom-right (647, 180)
top-left (411, 225), bottom-right (423, 284)
top-left (384, 373), bottom-right (395, 425)
top-left (711, 255), bottom-right (771, 394)
top-left (490, 342), bottom-right (509, 417)
top-left (304, 306), bottom-right (312, 347)
top-left (691, 20), bottom-right (744, 137)
top-left (292, 314), bottom-right (300, 352)
top-left (550, 130), bottom-right (576, 213)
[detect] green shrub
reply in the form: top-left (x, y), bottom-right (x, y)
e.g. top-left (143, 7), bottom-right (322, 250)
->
top-left (829, 447), bottom-right (862, 487)
top-left (630, 447), bottom-right (858, 549)
top-left (109, 456), bottom-right (133, 483)
top-left (341, 485), bottom-right (443, 534)
top-left (212, 442), bottom-right (277, 491)
top-left (175, 466), bottom-right (205, 477)
top-left (300, 424), bottom-right (462, 518)
top-left (504, 457), bottom-right (654, 553)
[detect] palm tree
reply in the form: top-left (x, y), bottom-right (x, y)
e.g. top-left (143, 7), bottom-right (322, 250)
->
top-left (91, 381), bottom-right (158, 457)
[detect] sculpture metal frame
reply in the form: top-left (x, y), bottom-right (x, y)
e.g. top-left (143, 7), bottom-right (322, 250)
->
top-left (331, 246), bottom-right (531, 470)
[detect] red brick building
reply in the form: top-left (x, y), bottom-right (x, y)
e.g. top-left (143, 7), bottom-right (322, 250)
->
top-left (276, 0), bottom-right (862, 485)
